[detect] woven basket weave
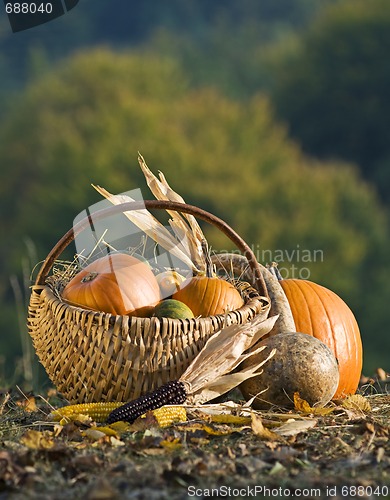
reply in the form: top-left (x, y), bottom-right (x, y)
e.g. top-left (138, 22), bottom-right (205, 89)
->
top-left (28, 201), bottom-right (270, 404)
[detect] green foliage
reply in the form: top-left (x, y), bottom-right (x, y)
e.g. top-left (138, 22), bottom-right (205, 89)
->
top-left (0, 49), bottom-right (188, 278)
top-left (0, 0), bottom-right (332, 105)
top-left (0, 48), bottom-right (388, 374)
top-left (270, 0), bottom-right (390, 202)
top-left (146, 0), bottom-right (332, 99)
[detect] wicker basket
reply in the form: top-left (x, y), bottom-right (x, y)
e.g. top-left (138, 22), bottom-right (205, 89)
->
top-left (28, 201), bottom-right (270, 404)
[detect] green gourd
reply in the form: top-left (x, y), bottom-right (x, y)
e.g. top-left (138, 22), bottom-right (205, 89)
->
top-left (153, 299), bottom-right (194, 319)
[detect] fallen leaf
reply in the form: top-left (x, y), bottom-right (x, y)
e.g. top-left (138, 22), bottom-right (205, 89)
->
top-left (269, 461), bottom-right (286, 475)
top-left (238, 443), bottom-right (249, 456)
top-left (20, 430), bottom-right (55, 450)
top-left (16, 396), bottom-right (37, 412)
top-left (58, 421), bottom-right (85, 442)
top-left (189, 437), bottom-right (210, 446)
top-left (202, 424), bottom-right (238, 436)
top-left (83, 429), bottom-right (107, 441)
top-left (251, 413), bottom-right (284, 441)
top-left (209, 414), bottom-right (252, 426)
top-left (364, 420), bottom-right (388, 437)
top-left (274, 419), bottom-right (317, 437)
top-left (187, 401), bottom-right (241, 418)
top-left (90, 426), bottom-right (119, 438)
top-left (376, 447), bottom-right (385, 463)
top-left (142, 427), bottom-right (163, 438)
top-left (160, 438), bottom-right (182, 451)
top-left (108, 421), bottom-right (132, 434)
top-left (128, 415), bottom-right (156, 433)
top-left (342, 394), bottom-right (371, 413)
top-left (294, 393), bottom-right (334, 415)
top-left (109, 436), bottom-right (125, 447)
top-left (141, 448), bottom-right (167, 456)
top-left (179, 420), bottom-right (242, 438)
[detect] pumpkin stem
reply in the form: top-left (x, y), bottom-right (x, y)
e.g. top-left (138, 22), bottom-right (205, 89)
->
top-left (201, 239), bottom-right (214, 278)
top-left (211, 253), bottom-right (296, 335)
top-left (81, 271), bottom-right (99, 283)
top-left (267, 262), bottom-right (283, 281)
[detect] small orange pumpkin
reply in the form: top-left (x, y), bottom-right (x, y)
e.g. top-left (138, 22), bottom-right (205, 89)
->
top-left (172, 275), bottom-right (244, 317)
top-left (278, 278), bottom-right (363, 399)
top-left (62, 253), bottom-right (161, 317)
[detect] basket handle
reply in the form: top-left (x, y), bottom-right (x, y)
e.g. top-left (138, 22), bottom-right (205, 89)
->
top-left (34, 200), bottom-right (268, 297)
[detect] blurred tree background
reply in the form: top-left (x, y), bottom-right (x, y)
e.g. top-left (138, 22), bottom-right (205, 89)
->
top-left (0, 0), bottom-right (389, 387)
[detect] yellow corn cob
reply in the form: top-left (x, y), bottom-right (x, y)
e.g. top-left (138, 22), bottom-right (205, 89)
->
top-left (49, 402), bottom-right (187, 427)
top-left (49, 402), bottom-right (123, 423)
top-left (149, 405), bottom-right (187, 428)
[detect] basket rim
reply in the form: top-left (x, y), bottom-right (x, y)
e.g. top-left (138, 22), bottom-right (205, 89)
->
top-left (31, 278), bottom-right (269, 328)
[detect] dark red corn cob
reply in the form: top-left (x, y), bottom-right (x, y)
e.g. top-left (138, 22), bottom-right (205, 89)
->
top-left (106, 380), bottom-right (187, 424)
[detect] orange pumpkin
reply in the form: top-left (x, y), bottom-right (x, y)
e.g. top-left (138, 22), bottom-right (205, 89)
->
top-left (279, 278), bottom-right (363, 399)
top-left (62, 253), bottom-right (161, 317)
top-left (172, 275), bottom-right (244, 317)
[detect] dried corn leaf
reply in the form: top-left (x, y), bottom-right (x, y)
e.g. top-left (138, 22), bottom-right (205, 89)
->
top-left (139, 154), bottom-right (206, 271)
top-left (187, 401), bottom-right (243, 417)
top-left (92, 185), bottom-right (196, 271)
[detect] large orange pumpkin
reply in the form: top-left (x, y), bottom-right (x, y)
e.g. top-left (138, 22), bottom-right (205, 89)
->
top-left (172, 275), bottom-right (244, 317)
top-left (279, 279), bottom-right (363, 399)
top-left (62, 253), bottom-right (161, 317)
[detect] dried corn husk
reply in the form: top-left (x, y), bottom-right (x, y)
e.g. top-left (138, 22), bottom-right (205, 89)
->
top-left (92, 185), bottom-right (196, 271)
top-left (138, 153), bottom-right (206, 272)
top-left (180, 313), bottom-right (278, 404)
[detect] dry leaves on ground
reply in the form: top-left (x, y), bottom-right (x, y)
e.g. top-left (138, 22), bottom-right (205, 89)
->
top-left (0, 389), bottom-right (389, 499)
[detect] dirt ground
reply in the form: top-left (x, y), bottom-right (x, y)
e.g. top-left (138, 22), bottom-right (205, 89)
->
top-left (0, 384), bottom-right (389, 500)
